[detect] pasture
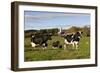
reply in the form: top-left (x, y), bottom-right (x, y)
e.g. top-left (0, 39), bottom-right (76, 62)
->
top-left (24, 35), bottom-right (90, 61)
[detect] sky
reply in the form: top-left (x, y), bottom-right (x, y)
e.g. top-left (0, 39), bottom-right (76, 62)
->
top-left (24, 11), bottom-right (90, 30)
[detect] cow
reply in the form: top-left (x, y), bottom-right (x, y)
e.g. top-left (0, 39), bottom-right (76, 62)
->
top-left (52, 41), bottom-right (62, 49)
top-left (64, 31), bottom-right (82, 50)
top-left (31, 33), bottom-right (52, 49)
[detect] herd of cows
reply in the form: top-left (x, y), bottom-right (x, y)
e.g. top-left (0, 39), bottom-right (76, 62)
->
top-left (31, 31), bottom-right (83, 50)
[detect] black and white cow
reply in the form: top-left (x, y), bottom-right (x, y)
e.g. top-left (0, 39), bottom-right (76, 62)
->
top-left (64, 31), bottom-right (82, 49)
top-left (31, 34), bottom-right (52, 49)
top-left (52, 41), bottom-right (62, 49)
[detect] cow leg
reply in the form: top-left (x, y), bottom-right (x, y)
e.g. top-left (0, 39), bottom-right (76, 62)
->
top-left (74, 41), bottom-right (78, 49)
top-left (42, 43), bottom-right (47, 50)
top-left (76, 44), bottom-right (78, 49)
top-left (64, 44), bottom-right (66, 50)
top-left (42, 43), bottom-right (45, 50)
top-left (72, 43), bottom-right (74, 49)
top-left (31, 42), bottom-right (36, 47)
top-left (75, 43), bottom-right (78, 49)
top-left (31, 42), bottom-right (37, 51)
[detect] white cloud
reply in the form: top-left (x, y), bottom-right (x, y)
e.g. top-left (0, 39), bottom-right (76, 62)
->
top-left (25, 12), bottom-right (90, 21)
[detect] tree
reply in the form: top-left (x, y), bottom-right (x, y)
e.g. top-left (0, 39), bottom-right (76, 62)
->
top-left (66, 26), bottom-right (80, 33)
top-left (81, 26), bottom-right (90, 37)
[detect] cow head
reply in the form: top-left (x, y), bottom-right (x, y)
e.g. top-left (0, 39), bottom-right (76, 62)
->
top-left (75, 31), bottom-right (82, 38)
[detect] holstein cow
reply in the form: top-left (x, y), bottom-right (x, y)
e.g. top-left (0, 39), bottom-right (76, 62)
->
top-left (52, 41), bottom-right (62, 49)
top-left (64, 31), bottom-right (82, 50)
top-left (31, 34), bottom-right (52, 49)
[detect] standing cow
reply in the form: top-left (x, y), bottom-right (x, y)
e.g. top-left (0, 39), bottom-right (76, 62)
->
top-left (64, 31), bottom-right (82, 50)
top-left (31, 34), bottom-right (52, 49)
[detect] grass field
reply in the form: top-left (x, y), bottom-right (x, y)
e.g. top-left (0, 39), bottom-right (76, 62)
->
top-left (24, 35), bottom-right (90, 61)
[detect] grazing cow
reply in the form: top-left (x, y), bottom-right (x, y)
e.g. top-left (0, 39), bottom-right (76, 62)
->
top-left (64, 31), bottom-right (82, 49)
top-left (31, 34), bottom-right (52, 49)
top-left (52, 41), bottom-right (62, 49)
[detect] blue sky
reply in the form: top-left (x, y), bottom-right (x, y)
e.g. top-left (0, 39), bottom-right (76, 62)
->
top-left (24, 11), bottom-right (90, 30)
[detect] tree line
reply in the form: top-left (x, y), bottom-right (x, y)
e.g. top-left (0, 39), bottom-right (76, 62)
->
top-left (24, 26), bottom-right (90, 38)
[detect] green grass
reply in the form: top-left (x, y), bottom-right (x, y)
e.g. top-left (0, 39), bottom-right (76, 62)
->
top-left (24, 36), bottom-right (90, 61)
